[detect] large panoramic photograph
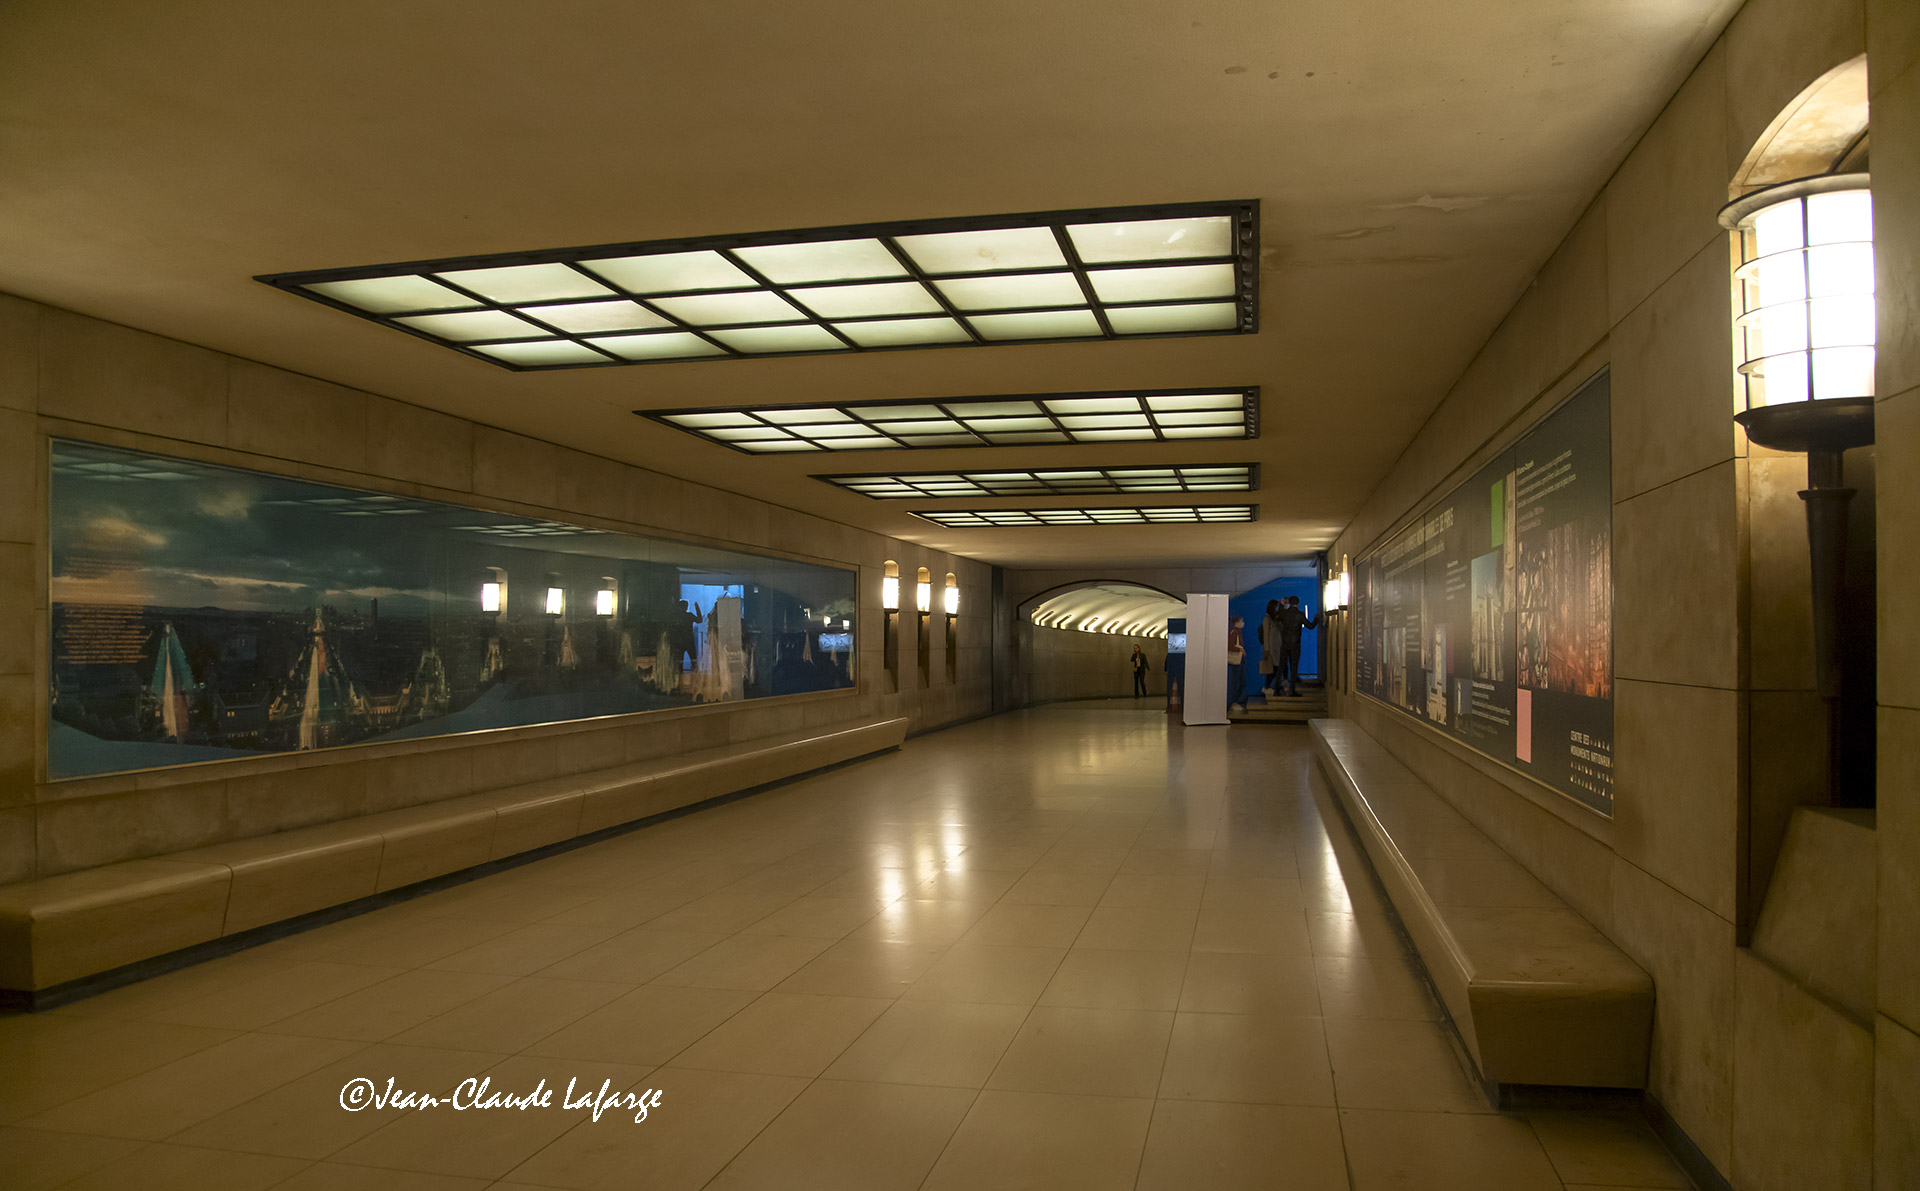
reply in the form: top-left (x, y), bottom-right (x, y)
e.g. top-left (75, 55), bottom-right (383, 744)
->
top-left (47, 440), bottom-right (858, 780)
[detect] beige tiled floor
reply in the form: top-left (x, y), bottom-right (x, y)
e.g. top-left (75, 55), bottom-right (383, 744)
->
top-left (0, 704), bottom-right (1697, 1190)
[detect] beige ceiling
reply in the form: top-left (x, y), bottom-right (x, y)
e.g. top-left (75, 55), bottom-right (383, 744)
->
top-left (0, 0), bottom-right (1738, 568)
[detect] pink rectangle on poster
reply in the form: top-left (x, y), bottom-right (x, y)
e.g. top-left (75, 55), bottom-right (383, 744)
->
top-left (1515, 689), bottom-right (1532, 763)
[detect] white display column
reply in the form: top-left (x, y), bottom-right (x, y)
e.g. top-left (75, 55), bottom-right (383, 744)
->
top-left (1182, 593), bottom-right (1230, 726)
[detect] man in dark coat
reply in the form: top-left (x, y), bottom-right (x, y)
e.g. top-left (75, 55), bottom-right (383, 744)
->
top-left (1275, 595), bottom-right (1319, 697)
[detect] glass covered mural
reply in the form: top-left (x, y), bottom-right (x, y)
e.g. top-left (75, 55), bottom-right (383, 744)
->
top-left (47, 440), bottom-right (857, 779)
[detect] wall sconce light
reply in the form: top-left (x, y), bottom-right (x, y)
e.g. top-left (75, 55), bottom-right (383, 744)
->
top-left (942, 572), bottom-right (959, 679)
top-left (882, 561), bottom-right (900, 685)
top-left (915, 567), bottom-right (932, 687)
top-left (481, 566), bottom-right (507, 613)
top-left (1323, 570), bottom-right (1349, 613)
top-left (545, 586), bottom-right (565, 616)
top-left (1719, 171), bottom-right (1875, 803)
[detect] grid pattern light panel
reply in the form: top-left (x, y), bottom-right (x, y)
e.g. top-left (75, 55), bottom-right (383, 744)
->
top-left (820, 463), bottom-right (1259, 499)
top-left (258, 202), bottom-right (1257, 370)
top-left (644, 389), bottom-right (1256, 453)
top-left (913, 505), bottom-right (1258, 528)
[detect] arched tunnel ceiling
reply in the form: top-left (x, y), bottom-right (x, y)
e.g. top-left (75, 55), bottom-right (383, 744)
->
top-left (1027, 583), bottom-right (1184, 638)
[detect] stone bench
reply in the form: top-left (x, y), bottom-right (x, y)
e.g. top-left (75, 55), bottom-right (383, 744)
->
top-left (0, 716), bottom-right (906, 1000)
top-left (1310, 718), bottom-right (1652, 1095)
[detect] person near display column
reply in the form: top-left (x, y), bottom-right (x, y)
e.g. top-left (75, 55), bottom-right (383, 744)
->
top-left (1276, 595), bottom-right (1318, 697)
top-left (1130, 644), bottom-right (1149, 697)
top-left (1258, 599), bottom-right (1283, 695)
top-left (1227, 616), bottom-right (1247, 714)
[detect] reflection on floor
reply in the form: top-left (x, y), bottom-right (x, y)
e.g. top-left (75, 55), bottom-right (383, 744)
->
top-left (0, 701), bottom-right (1695, 1191)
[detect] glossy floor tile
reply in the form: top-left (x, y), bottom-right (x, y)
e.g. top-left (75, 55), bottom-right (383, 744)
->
top-left (0, 704), bottom-right (1696, 1189)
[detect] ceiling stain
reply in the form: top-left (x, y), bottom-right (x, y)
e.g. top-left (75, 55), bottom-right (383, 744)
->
top-left (1321, 226), bottom-right (1395, 240)
top-left (1224, 65), bottom-right (1248, 74)
top-left (1376, 194), bottom-right (1491, 213)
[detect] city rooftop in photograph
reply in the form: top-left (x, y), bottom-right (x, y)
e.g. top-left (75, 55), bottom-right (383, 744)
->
top-left (817, 463), bottom-right (1259, 499)
top-left (641, 388), bottom-right (1258, 453)
top-left (257, 201), bottom-right (1257, 369)
top-left (910, 504), bottom-right (1258, 528)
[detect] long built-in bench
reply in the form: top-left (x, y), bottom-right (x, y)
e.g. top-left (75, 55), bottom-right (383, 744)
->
top-left (1311, 718), bottom-right (1652, 1097)
top-left (0, 716), bottom-right (906, 1002)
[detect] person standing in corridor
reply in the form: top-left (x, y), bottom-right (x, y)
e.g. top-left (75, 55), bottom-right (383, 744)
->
top-left (1258, 599), bottom-right (1283, 695)
top-left (1276, 595), bottom-right (1319, 697)
top-left (1227, 616), bottom-right (1247, 714)
top-left (1130, 644), bottom-right (1149, 698)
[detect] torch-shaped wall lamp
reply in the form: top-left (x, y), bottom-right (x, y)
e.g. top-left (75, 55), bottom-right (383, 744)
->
top-left (943, 572), bottom-right (959, 679)
top-left (915, 568), bottom-right (932, 687)
top-left (881, 560), bottom-right (900, 685)
top-left (1719, 172), bottom-right (1875, 801)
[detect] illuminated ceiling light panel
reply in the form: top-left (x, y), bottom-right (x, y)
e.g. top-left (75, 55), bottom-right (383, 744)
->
top-left (641, 388), bottom-right (1257, 453)
top-left (257, 200), bottom-right (1257, 370)
top-left (912, 505), bottom-right (1258, 528)
top-left (818, 463), bottom-right (1259, 499)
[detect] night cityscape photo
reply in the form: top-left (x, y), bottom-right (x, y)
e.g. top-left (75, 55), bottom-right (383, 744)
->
top-left (47, 440), bottom-right (857, 780)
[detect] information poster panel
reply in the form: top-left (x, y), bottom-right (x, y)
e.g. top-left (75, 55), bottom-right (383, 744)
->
top-left (1353, 371), bottom-right (1613, 816)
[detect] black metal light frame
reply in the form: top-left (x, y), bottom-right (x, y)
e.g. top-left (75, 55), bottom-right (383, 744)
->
top-left (640, 387), bottom-right (1260, 454)
top-left (256, 200), bottom-right (1259, 371)
top-left (815, 462), bottom-right (1261, 499)
top-left (909, 505), bottom-right (1259, 528)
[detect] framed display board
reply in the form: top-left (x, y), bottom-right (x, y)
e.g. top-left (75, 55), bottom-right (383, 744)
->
top-left (1352, 370), bottom-right (1614, 816)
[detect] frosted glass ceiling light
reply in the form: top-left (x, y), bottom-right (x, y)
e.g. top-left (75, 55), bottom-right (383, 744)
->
top-left (471, 340), bottom-right (611, 365)
top-left (582, 250), bottom-right (756, 293)
top-left (708, 325), bottom-right (849, 353)
top-left (1087, 263), bottom-right (1236, 303)
top-left (654, 291), bottom-right (807, 325)
top-left (304, 275), bottom-right (478, 312)
top-left (895, 226), bottom-right (1067, 273)
top-left (1067, 216), bottom-right (1235, 262)
top-left (912, 505), bottom-right (1257, 528)
top-left (643, 388), bottom-right (1257, 452)
top-left (732, 239), bottom-right (906, 283)
top-left (815, 463), bottom-right (1257, 499)
top-left (934, 272), bottom-right (1088, 310)
top-left (396, 310), bottom-right (545, 341)
top-left (1105, 303), bottom-right (1239, 334)
top-left (523, 300), bottom-right (673, 334)
top-left (589, 332), bottom-right (727, 359)
top-left (834, 318), bottom-right (971, 346)
top-left (260, 200), bottom-right (1255, 369)
top-left (434, 263), bottom-right (612, 303)
top-left (790, 281), bottom-right (944, 319)
top-left (967, 310), bottom-right (1102, 339)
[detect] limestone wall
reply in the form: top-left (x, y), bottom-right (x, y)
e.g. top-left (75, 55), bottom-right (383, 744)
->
top-left (1025, 625), bottom-right (1166, 705)
top-left (1325, 0), bottom-right (1918, 1182)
